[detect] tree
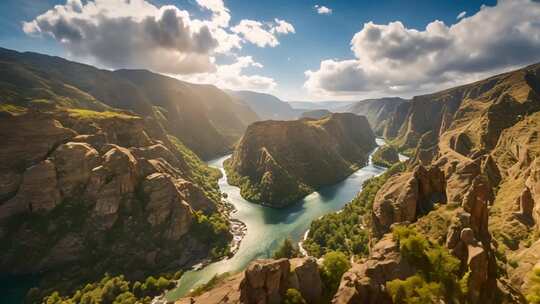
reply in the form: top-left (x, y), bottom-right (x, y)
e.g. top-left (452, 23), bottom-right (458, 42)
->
top-left (273, 238), bottom-right (300, 259)
top-left (283, 288), bottom-right (306, 304)
top-left (387, 275), bottom-right (443, 304)
top-left (321, 251), bottom-right (350, 297)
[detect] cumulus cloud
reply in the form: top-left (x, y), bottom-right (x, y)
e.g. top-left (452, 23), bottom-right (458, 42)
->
top-left (305, 0), bottom-right (540, 97)
top-left (314, 5), bottom-right (332, 15)
top-left (456, 11), bottom-right (467, 20)
top-left (232, 18), bottom-right (295, 47)
top-left (271, 19), bottom-right (295, 34)
top-left (178, 56), bottom-right (277, 91)
top-left (23, 0), bottom-right (293, 89)
top-left (23, 0), bottom-right (224, 73)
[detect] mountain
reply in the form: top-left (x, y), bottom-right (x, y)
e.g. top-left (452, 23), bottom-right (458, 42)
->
top-left (184, 62), bottom-right (540, 304)
top-left (225, 113), bottom-right (376, 207)
top-left (345, 97), bottom-right (409, 135)
top-left (0, 47), bottom-right (259, 159)
top-left (227, 90), bottom-right (299, 120)
top-left (300, 109), bottom-right (332, 119)
top-left (0, 48), bottom-right (251, 299)
top-left (303, 62), bottom-right (540, 303)
top-left (288, 100), bottom-right (354, 111)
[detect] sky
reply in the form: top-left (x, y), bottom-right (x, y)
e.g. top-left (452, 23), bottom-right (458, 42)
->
top-left (1, 0), bottom-right (540, 101)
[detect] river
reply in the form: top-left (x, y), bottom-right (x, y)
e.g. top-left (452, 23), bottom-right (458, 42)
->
top-left (165, 138), bottom-right (394, 300)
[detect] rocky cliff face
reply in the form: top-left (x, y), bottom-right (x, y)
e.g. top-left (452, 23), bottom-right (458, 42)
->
top-left (177, 258), bottom-right (323, 304)
top-left (346, 97), bottom-right (409, 135)
top-left (333, 63), bottom-right (540, 303)
top-left (0, 47), bottom-right (259, 159)
top-left (226, 113), bottom-right (377, 207)
top-left (0, 104), bottom-right (230, 292)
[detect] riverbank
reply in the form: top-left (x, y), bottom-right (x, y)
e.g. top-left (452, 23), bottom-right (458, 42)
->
top-left (166, 139), bottom-right (389, 301)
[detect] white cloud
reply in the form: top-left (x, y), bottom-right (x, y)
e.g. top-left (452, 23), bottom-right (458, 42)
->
top-left (232, 20), bottom-right (279, 47)
top-left (305, 0), bottom-right (540, 97)
top-left (271, 19), bottom-right (295, 34)
top-left (23, 0), bottom-right (293, 87)
top-left (177, 56), bottom-right (277, 92)
top-left (314, 5), bottom-right (332, 15)
top-left (195, 0), bottom-right (230, 27)
top-left (232, 18), bottom-right (295, 47)
top-left (456, 11), bottom-right (467, 20)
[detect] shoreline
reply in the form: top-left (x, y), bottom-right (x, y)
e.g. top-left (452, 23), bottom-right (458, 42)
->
top-left (298, 229), bottom-right (310, 257)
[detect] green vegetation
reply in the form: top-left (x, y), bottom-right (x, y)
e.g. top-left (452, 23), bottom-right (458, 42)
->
top-left (387, 226), bottom-right (464, 303)
top-left (39, 274), bottom-right (175, 304)
top-left (168, 135), bottom-right (222, 204)
top-left (303, 162), bottom-right (406, 257)
top-left (0, 102), bottom-right (26, 114)
top-left (387, 275), bottom-right (443, 304)
top-left (320, 251), bottom-right (350, 300)
top-left (372, 145), bottom-right (400, 167)
top-left (67, 108), bottom-right (138, 120)
top-left (272, 238), bottom-right (300, 259)
top-left (223, 158), bottom-right (312, 207)
top-left (190, 272), bottom-right (231, 297)
top-left (284, 288), bottom-right (307, 304)
top-left (192, 211), bottom-right (232, 259)
top-left (527, 266), bottom-right (540, 303)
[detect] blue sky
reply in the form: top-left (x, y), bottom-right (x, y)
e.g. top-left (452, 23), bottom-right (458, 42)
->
top-left (3, 0), bottom-right (540, 101)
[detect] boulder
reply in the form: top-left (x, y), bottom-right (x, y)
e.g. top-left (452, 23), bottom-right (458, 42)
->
top-left (241, 259), bottom-right (291, 304)
top-left (332, 235), bottom-right (415, 304)
top-left (176, 179), bottom-right (216, 212)
top-left (52, 142), bottom-right (99, 198)
top-left (2, 160), bottom-right (61, 217)
top-left (288, 258), bottom-right (322, 304)
top-left (372, 166), bottom-right (445, 235)
top-left (142, 173), bottom-right (193, 241)
top-left (87, 146), bottom-right (140, 229)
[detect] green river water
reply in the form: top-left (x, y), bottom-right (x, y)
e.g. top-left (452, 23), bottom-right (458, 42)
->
top-left (166, 138), bottom-right (399, 300)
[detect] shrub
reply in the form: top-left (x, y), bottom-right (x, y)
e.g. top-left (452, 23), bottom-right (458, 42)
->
top-left (387, 275), bottom-right (443, 304)
top-left (391, 226), bottom-right (463, 302)
top-left (527, 266), bottom-right (540, 304)
top-left (321, 251), bottom-right (351, 297)
top-left (284, 288), bottom-right (306, 304)
top-left (273, 238), bottom-right (300, 259)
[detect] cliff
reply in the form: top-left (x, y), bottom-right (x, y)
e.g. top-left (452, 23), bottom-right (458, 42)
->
top-left (0, 104), bottom-right (233, 292)
top-left (226, 113), bottom-right (377, 207)
top-left (346, 97), bottom-right (409, 135)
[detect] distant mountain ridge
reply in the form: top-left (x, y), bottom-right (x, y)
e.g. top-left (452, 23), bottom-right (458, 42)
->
top-left (226, 90), bottom-right (299, 120)
top-left (0, 47), bottom-right (259, 159)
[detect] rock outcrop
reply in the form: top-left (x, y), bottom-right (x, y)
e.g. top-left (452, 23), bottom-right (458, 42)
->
top-left (332, 235), bottom-right (415, 304)
top-left (177, 257), bottom-right (323, 304)
top-left (372, 165), bottom-right (446, 235)
top-left (226, 113), bottom-right (377, 207)
top-left (0, 106), bottom-right (229, 287)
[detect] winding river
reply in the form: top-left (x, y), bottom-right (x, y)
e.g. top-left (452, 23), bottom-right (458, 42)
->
top-left (166, 138), bottom-right (396, 300)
